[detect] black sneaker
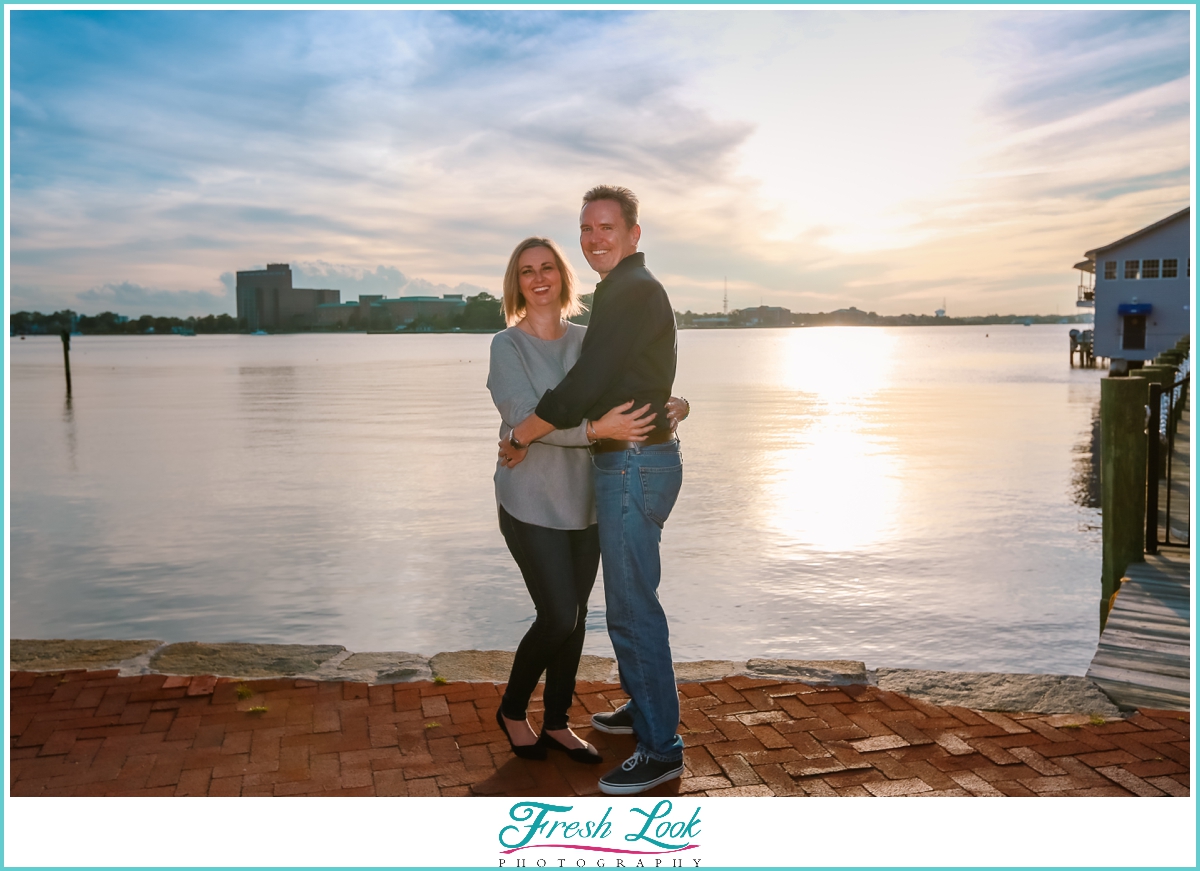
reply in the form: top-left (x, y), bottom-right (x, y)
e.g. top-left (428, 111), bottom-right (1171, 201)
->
top-left (599, 750), bottom-right (684, 796)
top-left (590, 705), bottom-right (635, 735)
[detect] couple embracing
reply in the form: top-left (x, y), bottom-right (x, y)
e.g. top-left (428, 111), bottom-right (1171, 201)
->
top-left (486, 185), bottom-right (688, 796)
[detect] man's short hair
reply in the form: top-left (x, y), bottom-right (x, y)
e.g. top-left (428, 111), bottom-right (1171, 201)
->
top-left (582, 185), bottom-right (639, 230)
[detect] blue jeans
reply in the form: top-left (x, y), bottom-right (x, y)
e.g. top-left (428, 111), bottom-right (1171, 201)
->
top-left (591, 440), bottom-right (684, 762)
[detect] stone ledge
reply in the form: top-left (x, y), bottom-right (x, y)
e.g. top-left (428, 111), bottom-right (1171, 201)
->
top-left (746, 658), bottom-right (868, 685)
top-left (674, 660), bottom-right (743, 682)
top-left (10, 638), bottom-right (164, 673)
top-left (874, 668), bottom-right (1123, 718)
top-left (150, 642), bottom-right (346, 678)
top-left (9, 639), bottom-right (1123, 715)
top-left (429, 651), bottom-right (618, 683)
top-left (320, 651), bottom-right (433, 683)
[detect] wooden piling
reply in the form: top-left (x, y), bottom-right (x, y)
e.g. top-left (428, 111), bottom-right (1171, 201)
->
top-left (60, 329), bottom-right (72, 397)
top-left (1099, 376), bottom-right (1148, 629)
top-left (1138, 364), bottom-right (1177, 391)
top-left (1130, 365), bottom-right (1175, 480)
top-left (1157, 350), bottom-right (1183, 367)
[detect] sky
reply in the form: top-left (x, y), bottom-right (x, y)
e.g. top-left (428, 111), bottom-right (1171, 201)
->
top-left (7, 8), bottom-right (1193, 318)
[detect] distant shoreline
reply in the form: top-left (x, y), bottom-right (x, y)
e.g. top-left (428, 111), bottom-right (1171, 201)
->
top-left (13, 318), bottom-right (1093, 338)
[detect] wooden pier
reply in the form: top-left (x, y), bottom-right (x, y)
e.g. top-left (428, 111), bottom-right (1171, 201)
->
top-left (1087, 403), bottom-right (1191, 711)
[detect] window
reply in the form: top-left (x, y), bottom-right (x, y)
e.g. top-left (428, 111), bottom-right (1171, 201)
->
top-left (1104, 261), bottom-right (1117, 280)
top-left (1163, 259), bottom-right (1178, 278)
top-left (1124, 260), bottom-right (1140, 279)
top-left (1143, 259), bottom-right (1160, 279)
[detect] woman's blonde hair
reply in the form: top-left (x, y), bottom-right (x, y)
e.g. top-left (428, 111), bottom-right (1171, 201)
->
top-left (501, 237), bottom-right (585, 327)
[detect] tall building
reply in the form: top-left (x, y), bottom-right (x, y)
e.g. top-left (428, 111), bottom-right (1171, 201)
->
top-left (236, 263), bottom-right (340, 331)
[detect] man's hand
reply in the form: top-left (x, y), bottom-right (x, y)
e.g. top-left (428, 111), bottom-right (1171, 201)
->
top-left (497, 439), bottom-right (529, 469)
top-left (592, 400), bottom-right (656, 441)
top-left (666, 396), bottom-right (690, 432)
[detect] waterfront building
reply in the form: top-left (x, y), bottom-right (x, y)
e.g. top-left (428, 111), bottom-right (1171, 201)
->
top-left (235, 263), bottom-right (340, 331)
top-left (315, 302), bottom-right (355, 328)
top-left (384, 294), bottom-right (465, 327)
top-left (315, 293), bottom-right (467, 329)
top-left (741, 305), bottom-right (793, 326)
top-left (1079, 208), bottom-right (1190, 370)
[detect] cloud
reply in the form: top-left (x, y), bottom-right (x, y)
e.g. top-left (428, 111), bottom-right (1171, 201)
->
top-left (7, 9), bottom-right (1191, 317)
top-left (290, 261), bottom-right (492, 299)
top-left (55, 263), bottom-right (494, 317)
top-left (10, 10), bottom-right (755, 314)
top-left (76, 281), bottom-right (232, 317)
top-left (983, 10), bottom-right (1190, 126)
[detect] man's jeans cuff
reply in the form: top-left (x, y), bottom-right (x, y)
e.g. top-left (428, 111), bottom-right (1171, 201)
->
top-left (637, 743), bottom-right (684, 765)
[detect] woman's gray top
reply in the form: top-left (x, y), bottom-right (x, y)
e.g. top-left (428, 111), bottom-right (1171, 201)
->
top-left (487, 323), bottom-right (596, 530)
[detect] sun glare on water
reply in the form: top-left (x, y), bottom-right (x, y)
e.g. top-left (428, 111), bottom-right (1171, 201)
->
top-left (760, 329), bottom-right (904, 554)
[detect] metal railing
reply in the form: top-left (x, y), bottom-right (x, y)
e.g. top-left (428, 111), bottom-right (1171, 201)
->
top-left (1145, 370), bottom-right (1190, 552)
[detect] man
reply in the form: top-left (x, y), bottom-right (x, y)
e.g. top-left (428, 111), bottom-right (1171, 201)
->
top-left (501, 185), bottom-right (684, 795)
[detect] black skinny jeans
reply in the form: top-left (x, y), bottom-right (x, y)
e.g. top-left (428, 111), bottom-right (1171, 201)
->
top-left (498, 504), bottom-right (600, 731)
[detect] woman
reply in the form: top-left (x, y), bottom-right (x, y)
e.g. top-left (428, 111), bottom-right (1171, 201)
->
top-left (487, 236), bottom-right (686, 764)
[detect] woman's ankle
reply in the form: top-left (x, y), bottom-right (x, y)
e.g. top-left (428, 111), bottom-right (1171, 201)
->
top-left (502, 714), bottom-right (538, 746)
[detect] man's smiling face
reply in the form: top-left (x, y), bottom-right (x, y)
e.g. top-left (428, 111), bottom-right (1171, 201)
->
top-left (579, 199), bottom-right (641, 279)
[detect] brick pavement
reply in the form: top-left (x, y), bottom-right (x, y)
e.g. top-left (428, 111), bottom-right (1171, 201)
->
top-left (9, 670), bottom-right (1190, 797)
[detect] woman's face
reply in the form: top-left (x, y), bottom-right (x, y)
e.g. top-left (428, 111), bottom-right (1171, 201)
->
top-left (517, 246), bottom-right (564, 313)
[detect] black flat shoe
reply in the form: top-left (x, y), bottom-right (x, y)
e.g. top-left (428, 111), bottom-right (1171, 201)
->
top-left (496, 707), bottom-right (547, 760)
top-left (539, 729), bottom-right (603, 764)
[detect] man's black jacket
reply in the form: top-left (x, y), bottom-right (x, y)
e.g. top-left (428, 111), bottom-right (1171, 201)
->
top-left (535, 252), bottom-right (677, 434)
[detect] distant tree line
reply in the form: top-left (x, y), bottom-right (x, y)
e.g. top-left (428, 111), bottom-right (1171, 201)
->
top-left (12, 293), bottom-right (510, 337)
top-left (677, 306), bottom-right (1093, 328)
top-left (10, 310), bottom-right (244, 335)
top-left (353, 292), bottom-right (588, 333)
top-left (12, 296), bottom-right (1089, 337)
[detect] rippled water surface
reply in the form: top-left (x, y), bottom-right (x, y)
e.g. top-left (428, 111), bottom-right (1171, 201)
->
top-left (9, 326), bottom-right (1104, 673)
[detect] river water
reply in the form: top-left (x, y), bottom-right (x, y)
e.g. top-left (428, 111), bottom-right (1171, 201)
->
top-left (8, 325), bottom-right (1104, 673)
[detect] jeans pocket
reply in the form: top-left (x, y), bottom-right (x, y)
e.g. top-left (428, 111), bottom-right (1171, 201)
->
top-left (639, 464), bottom-right (682, 527)
top-left (590, 451), bottom-right (623, 472)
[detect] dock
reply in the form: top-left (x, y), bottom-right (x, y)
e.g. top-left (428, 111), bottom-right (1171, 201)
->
top-left (1087, 402), bottom-right (1191, 711)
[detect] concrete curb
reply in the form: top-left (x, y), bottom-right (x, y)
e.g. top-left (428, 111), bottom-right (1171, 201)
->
top-left (9, 638), bottom-right (1124, 716)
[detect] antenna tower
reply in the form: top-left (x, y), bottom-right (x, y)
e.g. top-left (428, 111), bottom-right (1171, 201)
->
top-left (723, 277), bottom-right (728, 315)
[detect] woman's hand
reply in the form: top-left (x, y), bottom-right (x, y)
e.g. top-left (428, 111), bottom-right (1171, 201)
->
top-left (497, 438), bottom-right (529, 468)
top-left (666, 396), bottom-right (690, 432)
top-left (591, 400), bottom-right (657, 442)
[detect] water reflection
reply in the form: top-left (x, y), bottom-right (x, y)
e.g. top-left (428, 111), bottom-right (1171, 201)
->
top-left (767, 412), bottom-right (901, 553)
top-left (10, 329), bottom-right (1105, 673)
top-left (1071, 401), bottom-right (1101, 510)
top-left (776, 326), bottom-right (896, 398)
top-left (62, 395), bottom-right (78, 473)
top-left (238, 365), bottom-right (303, 448)
top-left (764, 329), bottom-right (902, 552)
